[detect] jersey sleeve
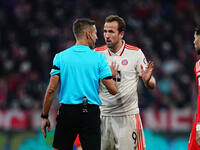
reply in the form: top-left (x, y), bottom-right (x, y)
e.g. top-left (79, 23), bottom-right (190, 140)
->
top-left (99, 53), bottom-right (112, 79)
top-left (136, 49), bottom-right (148, 76)
top-left (50, 54), bottom-right (61, 76)
top-left (195, 63), bottom-right (200, 122)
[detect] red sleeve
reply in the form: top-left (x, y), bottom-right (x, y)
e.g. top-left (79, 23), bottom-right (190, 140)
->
top-left (74, 134), bottom-right (81, 146)
top-left (195, 63), bottom-right (200, 122)
top-left (196, 89), bottom-right (200, 122)
top-left (195, 65), bottom-right (197, 83)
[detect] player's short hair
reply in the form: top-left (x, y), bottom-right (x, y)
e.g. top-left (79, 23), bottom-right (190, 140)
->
top-left (195, 25), bottom-right (200, 35)
top-left (73, 18), bottom-right (95, 39)
top-left (105, 15), bottom-right (126, 33)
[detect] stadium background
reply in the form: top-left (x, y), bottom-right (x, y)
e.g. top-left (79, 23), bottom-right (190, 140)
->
top-left (0, 0), bottom-right (199, 149)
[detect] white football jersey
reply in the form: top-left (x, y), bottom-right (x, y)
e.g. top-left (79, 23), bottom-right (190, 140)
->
top-left (95, 41), bottom-right (147, 116)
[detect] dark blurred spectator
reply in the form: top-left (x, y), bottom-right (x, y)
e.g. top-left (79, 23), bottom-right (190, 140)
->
top-left (0, 0), bottom-right (199, 110)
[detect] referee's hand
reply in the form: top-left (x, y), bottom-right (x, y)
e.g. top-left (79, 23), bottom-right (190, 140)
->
top-left (41, 118), bottom-right (51, 138)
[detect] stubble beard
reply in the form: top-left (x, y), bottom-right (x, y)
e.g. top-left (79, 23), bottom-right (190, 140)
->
top-left (107, 40), bottom-right (119, 51)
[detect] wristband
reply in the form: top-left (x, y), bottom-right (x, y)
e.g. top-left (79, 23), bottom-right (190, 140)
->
top-left (196, 124), bottom-right (200, 131)
top-left (41, 113), bottom-right (48, 119)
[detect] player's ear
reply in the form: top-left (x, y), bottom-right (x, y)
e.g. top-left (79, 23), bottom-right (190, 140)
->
top-left (120, 31), bottom-right (125, 39)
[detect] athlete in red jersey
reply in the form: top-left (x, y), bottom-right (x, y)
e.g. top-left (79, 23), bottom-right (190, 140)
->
top-left (189, 26), bottom-right (200, 150)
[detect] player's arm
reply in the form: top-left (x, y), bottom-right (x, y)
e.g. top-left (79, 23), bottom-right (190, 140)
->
top-left (196, 71), bottom-right (200, 145)
top-left (141, 61), bottom-right (156, 89)
top-left (99, 54), bottom-right (118, 94)
top-left (102, 77), bottom-right (117, 95)
top-left (41, 75), bottom-right (59, 138)
top-left (197, 96), bottom-right (200, 146)
top-left (102, 61), bottom-right (118, 95)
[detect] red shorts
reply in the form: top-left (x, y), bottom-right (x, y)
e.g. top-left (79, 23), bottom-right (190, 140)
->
top-left (189, 120), bottom-right (200, 150)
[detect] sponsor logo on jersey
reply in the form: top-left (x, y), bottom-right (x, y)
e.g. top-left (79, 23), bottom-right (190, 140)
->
top-left (121, 59), bottom-right (128, 65)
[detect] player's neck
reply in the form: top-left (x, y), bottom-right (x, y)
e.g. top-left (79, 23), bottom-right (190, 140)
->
top-left (110, 40), bottom-right (123, 53)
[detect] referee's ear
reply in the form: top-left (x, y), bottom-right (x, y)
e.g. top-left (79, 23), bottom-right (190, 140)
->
top-left (85, 31), bottom-right (91, 40)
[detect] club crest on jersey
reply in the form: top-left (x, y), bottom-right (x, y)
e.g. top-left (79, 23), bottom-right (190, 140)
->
top-left (121, 59), bottom-right (128, 66)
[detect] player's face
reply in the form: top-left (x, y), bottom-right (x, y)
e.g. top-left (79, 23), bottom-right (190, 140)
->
top-left (194, 32), bottom-right (200, 54)
top-left (104, 21), bottom-right (124, 50)
top-left (88, 25), bottom-right (97, 49)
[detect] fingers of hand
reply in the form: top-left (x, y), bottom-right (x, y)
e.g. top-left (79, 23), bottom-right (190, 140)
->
top-left (41, 126), bottom-right (46, 138)
top-left (148, 61), bottom-right (154, 68)
top-left (147, 61), bottom-right (154, 72)
top-left (112, 61), bottom-right (116, 68)
top-left (113, 61), bottom-right (116, 68)
top-left (112, 61), bottom-right (118, 71)
top-left (47, 121), bottom-right (51, 131)
top-left (116, 64), bottom-right (119, 70)
top-left (41, 120), bottom-right (51, 138)
top-left (141, 64), bottom-right (144, 72)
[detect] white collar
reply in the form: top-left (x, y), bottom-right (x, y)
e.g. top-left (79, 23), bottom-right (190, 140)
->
top-left (108, 40), bottom-right (125, 56)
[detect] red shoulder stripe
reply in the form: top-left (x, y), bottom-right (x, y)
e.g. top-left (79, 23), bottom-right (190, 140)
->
top-left (95, 45), bottom-right (107, 51)
top-left (125, 44), bottom-right (140, 51)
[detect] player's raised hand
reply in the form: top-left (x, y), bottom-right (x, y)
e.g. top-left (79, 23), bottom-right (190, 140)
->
top-left (41, 118), bottom-right (51, 138)
top-left (110, 62), bottom-right (119, 78)
top-left (141, 61), bottom-right (154, 84)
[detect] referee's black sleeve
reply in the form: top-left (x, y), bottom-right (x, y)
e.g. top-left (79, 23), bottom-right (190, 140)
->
top-left (103, 76), bottom-right (113, 79)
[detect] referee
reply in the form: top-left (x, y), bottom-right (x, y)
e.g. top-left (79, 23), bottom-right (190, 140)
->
top-left (41, 18), bottom-right (118, 150)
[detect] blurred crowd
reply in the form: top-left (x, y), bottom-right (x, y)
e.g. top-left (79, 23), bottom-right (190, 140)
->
top-left (0, 0), bottom-right (200, 110)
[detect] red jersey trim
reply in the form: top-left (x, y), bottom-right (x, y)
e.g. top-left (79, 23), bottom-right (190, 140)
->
top-left (108, 43), bottom-right (126, 56)
top-left (125, 43), bottom-right (140, 51)
top-left (119, 44), bottom-right (126, 56)
top-left (95, 45), bottom-right (107, 51)
top-left (108, 49), bottom-right (112, 56)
